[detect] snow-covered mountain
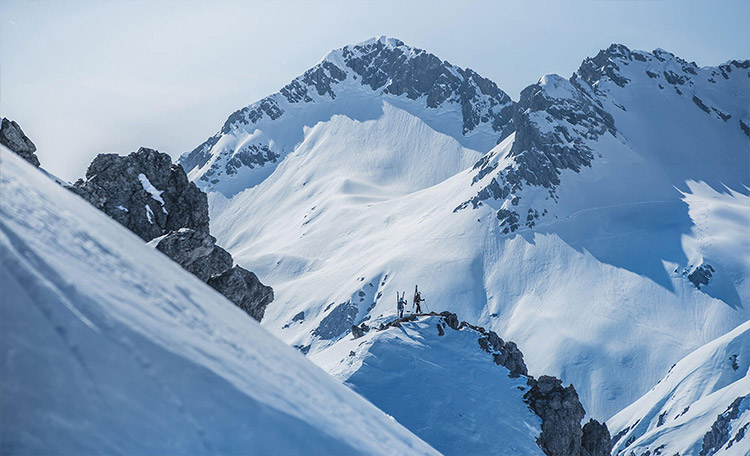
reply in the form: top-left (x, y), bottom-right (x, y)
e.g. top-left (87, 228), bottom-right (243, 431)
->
top-left (0, 148), bottom-right (436, 455)
top-left (180, 36), bottom-right (514, 196)
top-left (607, 321), bottom-right (749, 456)
top-left (191, 38), bottom-right (749, 424)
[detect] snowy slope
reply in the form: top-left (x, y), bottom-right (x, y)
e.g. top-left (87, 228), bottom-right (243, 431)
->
top-left (311, 314), bottom-right (544, 456)
top-left (180, 36), bottom-right (513, 196)
top-left (0, 148), bottom-right (437, 455)
top-left (197, 41), bottom-right (749, 421)
top-left (607, 321), bottom-right (750, 456)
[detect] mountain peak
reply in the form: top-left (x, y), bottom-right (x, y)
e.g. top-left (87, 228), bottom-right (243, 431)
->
top-left (180, 37), bottom-right (515, 194)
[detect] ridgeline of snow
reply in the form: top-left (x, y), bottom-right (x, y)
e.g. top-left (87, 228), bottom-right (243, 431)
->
top-left (312, 314), bottom-right (544, 456)
top-left (196, 41), bottom-right (749, 421)
top-left (608, 321), bottom-right (750, 456)
top-left (0, 149), bottom-right (436, 456)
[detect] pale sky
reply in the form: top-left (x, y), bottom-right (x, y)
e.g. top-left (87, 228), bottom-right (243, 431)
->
top-left (2, 0), bottom-right (748, 181)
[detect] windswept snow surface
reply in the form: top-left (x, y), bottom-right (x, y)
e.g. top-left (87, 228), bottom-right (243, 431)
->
top-left (200, 42), bottom-right (749, 421)
top-left (608, 321), bottom-right (750, 456)
top-left (0, 149), bottom-right (437, 456)
top-left (312, 315), bottom-right (544, 456)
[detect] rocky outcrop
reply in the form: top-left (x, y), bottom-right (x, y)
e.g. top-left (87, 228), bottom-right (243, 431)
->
top-left (525, 376), bottom-right (586, 456)
top-left (313, 301), bottom-right (359, 339)
top-left (71, 148), bottom-right (273, 321)
top-left (456, 73), bottom-right (617, 234)
top-left (153, 229), bottom-right (232, 282)
top-left (687, 264), bottom-right (715, 289)
top-left (525, 376), bottom-right (611, 456)
top-left (207, 266), bottom-right (274, 321)
top-left (699, 395), bottom-right (749, 456)
top-left (581, 419), bottom-right (611, 456)
top-left (69, 147), bottom-right (209, 241)
top-left (0, 118), bottom-right (40, 167)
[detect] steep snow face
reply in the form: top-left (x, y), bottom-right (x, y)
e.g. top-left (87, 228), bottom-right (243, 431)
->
top-left (180, 36), bottom-right (513, 196)
top-left (608, 322), bottom-right (750, 456)
top-left (205, 42), bottom-right (749, 421)
top-left (0, 149), bottom-right (436, 456)
top-left (311, 315), bottom-right (544, 456)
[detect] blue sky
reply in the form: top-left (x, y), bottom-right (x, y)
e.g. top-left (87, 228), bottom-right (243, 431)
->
top-left (2, 0), bottom-right (748, 181)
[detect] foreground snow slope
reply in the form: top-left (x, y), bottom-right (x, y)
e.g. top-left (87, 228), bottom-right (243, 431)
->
top-left (0, 149), bottom-right (436, 455)
top-left (312, 315), bottom-right (543, 456)
top-left (202, 41), bottom-right (749, 420)
top-left (608, 321), bottom-right (750, 456)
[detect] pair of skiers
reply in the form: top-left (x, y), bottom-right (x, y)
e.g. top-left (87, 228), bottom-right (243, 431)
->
top-left (396, 285), bottom-right (426, 318)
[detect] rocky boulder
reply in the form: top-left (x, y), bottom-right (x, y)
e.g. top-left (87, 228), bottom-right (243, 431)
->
top-left (69, 147), bottom-right (209, 241)
top-left (581, 419), bottom-right (611, 456)
top-left (477, 330), bottom-right (528, 378)
top-left (153, 229), bottom-right (232, 282)
top-left (525, 376), bottom-right (611, 456)
top-left (0, 118), bottom-right (40, 167)
top-left (207, 266), bottom-right (274, 322)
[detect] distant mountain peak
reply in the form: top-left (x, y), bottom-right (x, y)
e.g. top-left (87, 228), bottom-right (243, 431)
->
top-left (180, 37), bottom-right (514, 194)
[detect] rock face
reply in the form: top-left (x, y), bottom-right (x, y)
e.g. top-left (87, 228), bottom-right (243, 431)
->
top-left (687, 263), bottom-right (715, 289)
top-left (70, 147), bottom-right (209, 241)
top-left (153, 229), bottom-right (232, 282)
top-left (313, 301), bottom-right (359, 339)
top-left (0, 118), bottom-right (40, 167)
top-left (525, 376), bottom-right (611, 456)
top-left (580, 419), bottom-right (611, 456)
top-left (699, 395), bottom-right (748, 456)
top-left (207, 266), bottom-right (274, 321)
top-left (477, 329), bottom-right (528, 378)
top-left (71, 147), bottom-right (273, 321)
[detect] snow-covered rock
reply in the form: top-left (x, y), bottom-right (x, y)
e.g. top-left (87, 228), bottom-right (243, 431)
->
top-left (608, 321), bottom-right (750, 456)
top-left (0, 148), bottom-right (436, 455)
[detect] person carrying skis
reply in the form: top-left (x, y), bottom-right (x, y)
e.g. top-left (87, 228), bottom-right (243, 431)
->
top-left (413, 285), bottom-right (425, 314)
top-left (397, 291), bottom-right (406, 318)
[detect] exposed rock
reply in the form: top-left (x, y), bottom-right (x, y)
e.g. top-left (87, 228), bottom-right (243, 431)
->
top-left (687, 264), bottom-right (715, 289)
top-left (699, 395), bottom-right (748, 456)
top-left (580, 419), bottom-right (611, 456)
top-left (207, 266), bottom-right (274, 321)
top-left (436, 324), bottom-right (445, 336)
top-left (153, 228), bottom-right (232, 282)
top-left (313, 301), bottom-right (359, 340)
top-left (439, 311), bottom-right (460, 330)
top-left (525, 376), bottom-right (585, 456)
top-left (477, 330), bottom-right (528, 378)
top-left (70, 147), bottom-right (209, 241)
top-left (0, 118), bottom-right (39, 167)
top-left (351, 325), bottom-right (365, 339)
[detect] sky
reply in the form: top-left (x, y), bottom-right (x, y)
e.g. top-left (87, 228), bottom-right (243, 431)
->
top-left (2, 0), bottom-right (749, 181)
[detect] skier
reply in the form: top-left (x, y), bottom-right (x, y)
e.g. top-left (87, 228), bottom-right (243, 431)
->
top-left (397, 291), bottom-right (406, 318)
top-left (413, 285), bottom-right (425, 314)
